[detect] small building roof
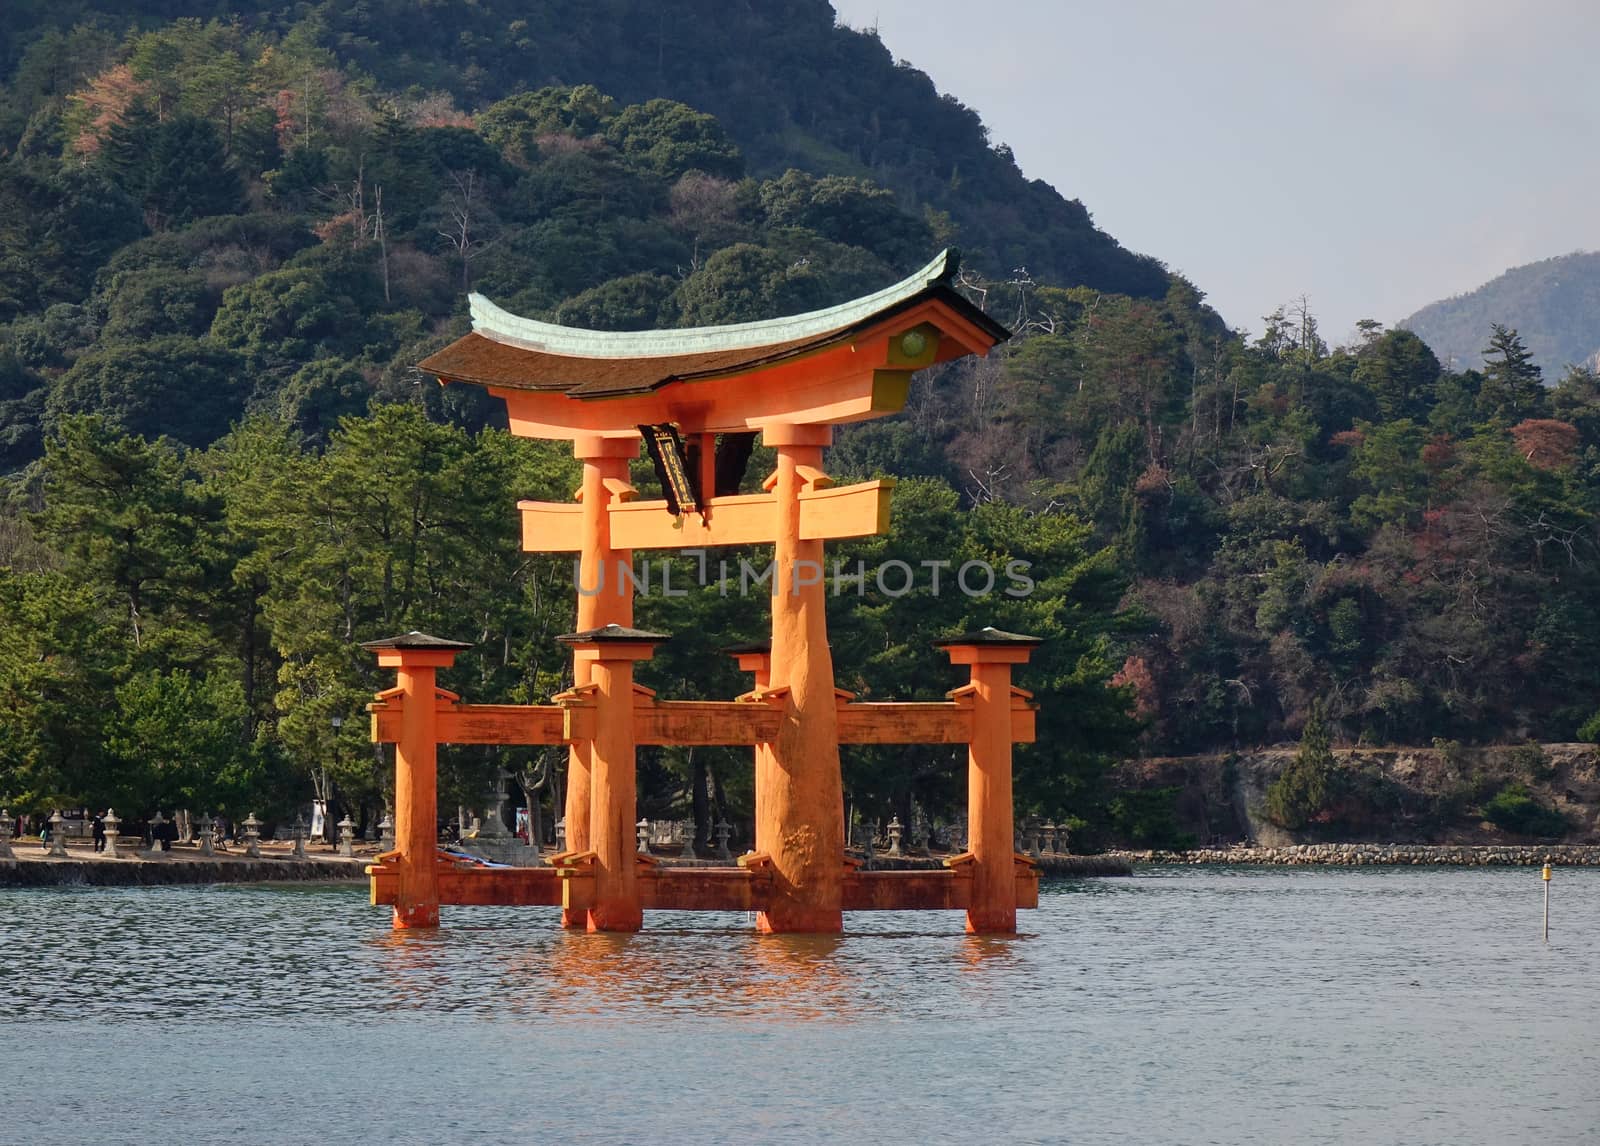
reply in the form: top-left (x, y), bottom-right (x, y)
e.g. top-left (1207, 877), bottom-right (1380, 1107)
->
top-left (930, 627), bottom-right (1044, 647)
top-left (556, 623), bottom-right (671, 645)
top-left (359, 631), bottom-right (474, 651)
top-left (419, 248), bottom-right (1008, 400)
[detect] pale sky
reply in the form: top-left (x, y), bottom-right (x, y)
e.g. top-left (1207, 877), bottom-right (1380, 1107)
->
top-left (829, 0), bottom-right (1600, 344)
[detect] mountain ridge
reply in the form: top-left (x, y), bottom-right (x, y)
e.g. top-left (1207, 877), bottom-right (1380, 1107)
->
top-left (1402, 250), bottom-right (1600, 378)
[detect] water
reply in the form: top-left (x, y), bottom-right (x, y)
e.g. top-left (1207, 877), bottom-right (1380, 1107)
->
top-left (2, 866), bottom-right (1596, 1144)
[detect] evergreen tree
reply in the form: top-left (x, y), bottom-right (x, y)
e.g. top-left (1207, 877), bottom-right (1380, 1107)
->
top-left (1477, 324), bottom-right (1545, 423)
top-left (1264, 699), bottom-right (1336, 831)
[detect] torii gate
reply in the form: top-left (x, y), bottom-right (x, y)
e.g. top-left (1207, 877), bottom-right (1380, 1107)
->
top-left (364, 250), bottom-right (1043, 934)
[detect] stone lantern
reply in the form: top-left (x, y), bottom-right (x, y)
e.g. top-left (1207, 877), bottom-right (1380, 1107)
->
top-left (48, 809), bottom-right (67, 857)
top-left (242, 813), bottom-right (262, 859)
top-left (337, 814), bottom-right (356, 858)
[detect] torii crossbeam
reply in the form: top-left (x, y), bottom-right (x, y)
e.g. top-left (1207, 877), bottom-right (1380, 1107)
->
top-left (365, 250), bottom-right (1044, 934)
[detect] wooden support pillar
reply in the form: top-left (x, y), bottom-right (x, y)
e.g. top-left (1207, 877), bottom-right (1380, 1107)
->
top-left (725, 641), bottom-right (773, 864)
top-left (936, 629), bottom-right (1042, 935)
top-left (361, 632), bottom-right (472, 930)
top-left (557, 624), bottom-right (666, 932)
top-left (564, 435), bottom-right (637, 927)
top-left (758, 423), bottom-right (844, 933)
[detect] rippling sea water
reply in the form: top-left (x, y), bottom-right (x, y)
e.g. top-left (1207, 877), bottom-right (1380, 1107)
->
top-left (2, 866), bottom-right (1596, 1144)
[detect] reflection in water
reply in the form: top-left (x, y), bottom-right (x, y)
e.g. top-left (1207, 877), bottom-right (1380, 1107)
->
top-left (957, 932), bottom-right (1023, 973)
top-left (477, 920), bottom-right (861, 1022)
top-left (368, 927), bottom-right (454, 1009)
top-left (6, 872), bottom-right (1600, 1144)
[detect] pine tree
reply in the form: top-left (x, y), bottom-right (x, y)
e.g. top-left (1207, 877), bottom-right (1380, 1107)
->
top-left (1264, 700), bottom-right (1336, 830)
top-left (1477, 324), bottom-right (1545, 423)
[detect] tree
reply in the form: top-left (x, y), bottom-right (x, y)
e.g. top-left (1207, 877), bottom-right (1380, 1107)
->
top-left (47, 337), bottom-right (247, 447)
top-left (1264, 700), bottom-right (1336, 830)
top-left (108, 668), bottom-right (259, 814)
top-left (674, 242), bottom-right (825, 325)
top-left (29, 416), bottom-right (211, 651)
top-left (553, 273), bottom-right (678, 331)
top-left (0, 569), bottom-right (123, 809)
top-left (604, 98), bottom-right (743, 181)
top-left (1354, 328), bottom-right (1439, 421)
top-left (1478, 324), bottom-right (1545, 423)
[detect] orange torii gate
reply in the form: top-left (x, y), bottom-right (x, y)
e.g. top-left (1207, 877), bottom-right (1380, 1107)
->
top-left (364, 250), bottom-right (1043, 934)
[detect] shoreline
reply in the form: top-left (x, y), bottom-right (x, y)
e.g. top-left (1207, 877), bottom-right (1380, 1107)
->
top-left (1101, 843), bottom-right (1600, 866)
top-left (0, 848), bottom-right (369, 887)
top-left (0, 845), bottom-right (1134, 886)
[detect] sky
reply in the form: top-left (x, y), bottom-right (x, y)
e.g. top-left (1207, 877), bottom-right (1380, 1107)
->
top-left (828, 0), bottom-right (1600, 344)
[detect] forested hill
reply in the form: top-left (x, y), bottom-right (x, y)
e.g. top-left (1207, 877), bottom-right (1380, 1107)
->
top-left (3, 3), bottom-right (1598, 851)
top-left (1403, 252), bottom-right (1600, 378)
top-left (0, 0), bottom-right (1167, 298)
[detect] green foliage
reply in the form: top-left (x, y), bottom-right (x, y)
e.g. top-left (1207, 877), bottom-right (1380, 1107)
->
top-left (553, 273), bottom-right (678, 331)
top-left (1481, 783), bottom-right (1566, 838)
top-left (758, 169), bottom-right (929, 265)
top-left (604, 98), bottom-right (744, 181)
top-left (5, 3), bottom-right (1600, 839)
top-left (1353, 328), bottom-right (1439, 422)
top-left (108, 668), bottom-right (258, 813)
top-left (674, 242), bottom-right (826, 325)
top-left (1508, 741), bottom-right (1555, 783)
top-left (1105, 787), bottom-right (1194, 849)
top-left (1264, 702), bottom-right (1337, 830)
top-left (1477, 325), bottom-right (1545, 424)
top-left (47, 337), bottom-right (247, 446)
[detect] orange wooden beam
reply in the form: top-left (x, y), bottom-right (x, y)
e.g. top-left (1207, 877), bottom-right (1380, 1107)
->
top-left (517, 479), bottom-right (894, 552)
top-left (371, 698), bottom-right (782, 746)
top-left (371, 693), bottom-right (1029, 748)
top-left (370, 863), bottom-right (1037, 913)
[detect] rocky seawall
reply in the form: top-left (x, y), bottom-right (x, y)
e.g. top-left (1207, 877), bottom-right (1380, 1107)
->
top-left (0, 855), bottom-right (368, 886)
top-left (1103, 843), bottom-right (1600, 866)
top-left (1119, 741), bottom-right (1600, 847)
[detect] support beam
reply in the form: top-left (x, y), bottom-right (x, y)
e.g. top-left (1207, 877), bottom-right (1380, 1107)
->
top-left (563, 436), bottom-right (637, 927)
top-left (556, 625), bottom-right (666, 932)
top-left (360, 632), bottom-right (472, 930)
top-left (517, 479), bottom-right (894, 552)
top-left (371, 697), bottom-right (783, 747)
top-left (758, 423), bottom-right (844, 933)
top-left (936, 629), bottom-right (1043, 935)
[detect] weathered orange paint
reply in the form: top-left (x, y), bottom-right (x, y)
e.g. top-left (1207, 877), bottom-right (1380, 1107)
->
top-left (370, 696), bottom-right (783, 747)
top-left (941, 642), bottom-right (1039, 934)
top-left (517, 479), bottom-right (894, 552)
top-left (368, 859), bottom-right (1035, 916)
top-left (569, 634), bottom-right (660, 932)
top-left (375, 265), bottom-right (1038, 936)
top-left (370, 644), bottom-right (465, 929)
top-left (563, 437), bottom-right (636, 927)
top-left (758, 422), bottom-right (844, 933)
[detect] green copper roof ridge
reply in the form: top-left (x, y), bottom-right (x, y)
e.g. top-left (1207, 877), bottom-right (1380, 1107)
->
top-left (468, 248), bottom-right (962, 361)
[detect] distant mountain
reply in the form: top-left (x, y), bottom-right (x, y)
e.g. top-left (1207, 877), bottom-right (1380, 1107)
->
top-left (1402, 252), bottom-right (1600, 379)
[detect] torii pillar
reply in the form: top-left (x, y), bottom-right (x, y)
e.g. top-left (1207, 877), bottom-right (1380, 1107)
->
top-left (936, 628), bottom-right (1042, 935)
top-left (563, 435), bottom-right (637, 928)
top-left (557, 623), bottom-right (666, 932)
top-left (760, 422), bottom-right (845, 933)
top-left (360, 631), bottom-right (473, 930)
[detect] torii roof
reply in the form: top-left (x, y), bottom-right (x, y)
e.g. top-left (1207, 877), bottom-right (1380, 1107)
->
top-left (418, 249), bottom-right (1008, 400)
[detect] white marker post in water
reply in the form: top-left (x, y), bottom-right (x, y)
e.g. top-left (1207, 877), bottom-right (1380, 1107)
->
top-left (1542, 862), bottom-right (1552, 942)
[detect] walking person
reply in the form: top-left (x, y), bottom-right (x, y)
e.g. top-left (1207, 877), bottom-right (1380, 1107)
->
top-left (91, 813), bottom-right (106, 853)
